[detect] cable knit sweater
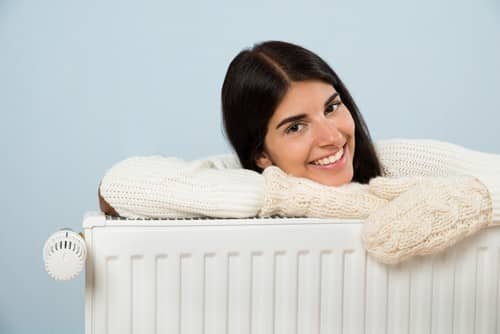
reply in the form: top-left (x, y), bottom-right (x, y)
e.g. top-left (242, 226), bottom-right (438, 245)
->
top-left (99, 138), bottom-right (500, 263)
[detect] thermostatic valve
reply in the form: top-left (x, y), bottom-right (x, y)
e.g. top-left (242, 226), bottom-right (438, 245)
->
top-left (43, 229), bottom-right (87, 280)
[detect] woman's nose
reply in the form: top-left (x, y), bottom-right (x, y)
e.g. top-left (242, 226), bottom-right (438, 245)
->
top-left (314, 121), bottom-right (344, 147)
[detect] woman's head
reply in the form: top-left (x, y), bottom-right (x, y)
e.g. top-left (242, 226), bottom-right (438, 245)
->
top-left (222, 41), bottom-right (382, 185)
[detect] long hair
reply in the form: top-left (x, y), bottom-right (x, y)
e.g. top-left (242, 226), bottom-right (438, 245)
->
top-left (221, 41), bottom-right (382, 184)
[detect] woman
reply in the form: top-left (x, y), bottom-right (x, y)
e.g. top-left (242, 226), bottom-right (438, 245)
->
top-left (99, 41), bottom-right (500, 264)
top-left (221, 41), bottom-right (380, 186)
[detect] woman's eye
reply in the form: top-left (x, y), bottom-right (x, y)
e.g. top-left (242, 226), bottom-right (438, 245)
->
top-left (325, 102), bottom-right (341, 115)
top-left (285, 123), bottom-right (305, 134)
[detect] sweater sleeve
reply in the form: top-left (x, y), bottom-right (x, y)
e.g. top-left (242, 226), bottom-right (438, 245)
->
top-left (374, 138), bottom-right (500, 223)
top-left (99, 155), bottom-right (264, 218)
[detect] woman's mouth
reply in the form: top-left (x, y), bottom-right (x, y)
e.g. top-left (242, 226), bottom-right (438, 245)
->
top-left (309, 144), bottom-right (347, 169)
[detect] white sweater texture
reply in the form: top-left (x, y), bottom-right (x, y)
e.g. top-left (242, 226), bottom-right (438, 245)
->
top-left (99, 139), bottom-right (500, 263)
top-left (100, 138), bottom-right (500, 221)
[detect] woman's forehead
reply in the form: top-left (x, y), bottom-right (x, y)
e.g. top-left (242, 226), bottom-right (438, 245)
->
top-left (273, 81), bottom-right (337, 117)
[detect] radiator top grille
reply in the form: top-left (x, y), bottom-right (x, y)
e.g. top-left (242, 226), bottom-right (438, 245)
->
top-left (82, 212), bottom-right (361, 228)
top-left (106, 215), bottom-right (301, 221)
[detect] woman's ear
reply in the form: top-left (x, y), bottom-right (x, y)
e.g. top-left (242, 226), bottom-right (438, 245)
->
top-left (256, 151), bottom-right (273, 169)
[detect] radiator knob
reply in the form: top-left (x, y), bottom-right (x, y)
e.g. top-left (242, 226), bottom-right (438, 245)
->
top-left (43, 229), bottom-right (87, 280)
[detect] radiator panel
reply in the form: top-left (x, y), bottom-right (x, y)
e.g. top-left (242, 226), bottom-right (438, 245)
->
top-left (84, 213), bottom-right (500, 334)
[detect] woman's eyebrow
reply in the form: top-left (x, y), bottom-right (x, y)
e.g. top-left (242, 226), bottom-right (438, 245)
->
top-left (275, 93), bottom-right (339, 130)
top-left (324, 92), bottom-right (339, 107)
top-left (276, 114), bottom-right (307, 130)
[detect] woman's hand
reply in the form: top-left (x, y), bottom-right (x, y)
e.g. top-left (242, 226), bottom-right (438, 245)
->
top-left (362, 175), bottom-right (493, 264)
top-left (98, 182), bottom-right (119, 216)
top-left (259, 166), bottom-right (389, 219)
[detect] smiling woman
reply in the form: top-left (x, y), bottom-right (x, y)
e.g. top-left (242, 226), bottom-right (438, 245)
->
top-left (221, 41), bottom-right (382, 185)
top-left (98, 40), bottom-right (500, 264)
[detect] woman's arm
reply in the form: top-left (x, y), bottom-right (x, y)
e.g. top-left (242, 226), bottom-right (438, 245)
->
top-left (375, 138), bottom-right (500, 223)
top-left (375, 138), bottom-right (500, 176)
top-left (97, 154), bottom-right (242, 217)
top-left (98, 155), bottom-right (388, 219)
top-left (99, 155), bottom-right (266, 218)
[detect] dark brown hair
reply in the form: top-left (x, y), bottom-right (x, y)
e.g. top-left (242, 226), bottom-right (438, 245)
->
top-left (221, 41), bottom-right (382, 184)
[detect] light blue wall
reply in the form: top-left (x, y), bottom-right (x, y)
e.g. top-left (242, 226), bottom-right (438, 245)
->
top-left (1, 0), bottom-right (499, 333)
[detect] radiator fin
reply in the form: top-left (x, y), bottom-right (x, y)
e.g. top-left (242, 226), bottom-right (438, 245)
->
top-left (474, 247), bottom-right (497, 334)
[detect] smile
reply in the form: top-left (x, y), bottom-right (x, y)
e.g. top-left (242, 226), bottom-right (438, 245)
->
top-left (311, 146), bottom-right (344, 166)
top-left (309, 144), bottom-right (347, 170)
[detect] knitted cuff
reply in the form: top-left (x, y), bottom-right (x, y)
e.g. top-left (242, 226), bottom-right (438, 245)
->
top-left (259, 166), bottom-right (308, 217)
top-left (476, 175), bottom-right (500, 225)
top-left (259, 166), bottom-right (387, 219)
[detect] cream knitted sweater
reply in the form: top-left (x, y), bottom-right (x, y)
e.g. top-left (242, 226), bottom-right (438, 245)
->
top-left (100, 138), bottom-right (500, 263)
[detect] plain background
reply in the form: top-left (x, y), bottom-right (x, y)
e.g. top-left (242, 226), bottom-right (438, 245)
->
top-left (1, 0), bottom-right (499, 333)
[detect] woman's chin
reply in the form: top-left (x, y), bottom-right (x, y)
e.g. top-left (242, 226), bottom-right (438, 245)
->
top-left (306, 164), bottom-right (354, 187)
top-left (305, 143), bottom-right (354, 186)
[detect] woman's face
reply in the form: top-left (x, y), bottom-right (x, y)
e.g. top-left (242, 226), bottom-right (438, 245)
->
top-left (256, 80), bottom-right (356, 186)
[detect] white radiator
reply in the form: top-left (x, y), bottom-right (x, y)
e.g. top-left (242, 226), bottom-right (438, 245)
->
top-left (82, 211), bottom-right (500, 334)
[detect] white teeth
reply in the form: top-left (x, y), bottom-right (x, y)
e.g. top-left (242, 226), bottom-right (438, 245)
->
top-left (313, 147), bottom-right (344, 166)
